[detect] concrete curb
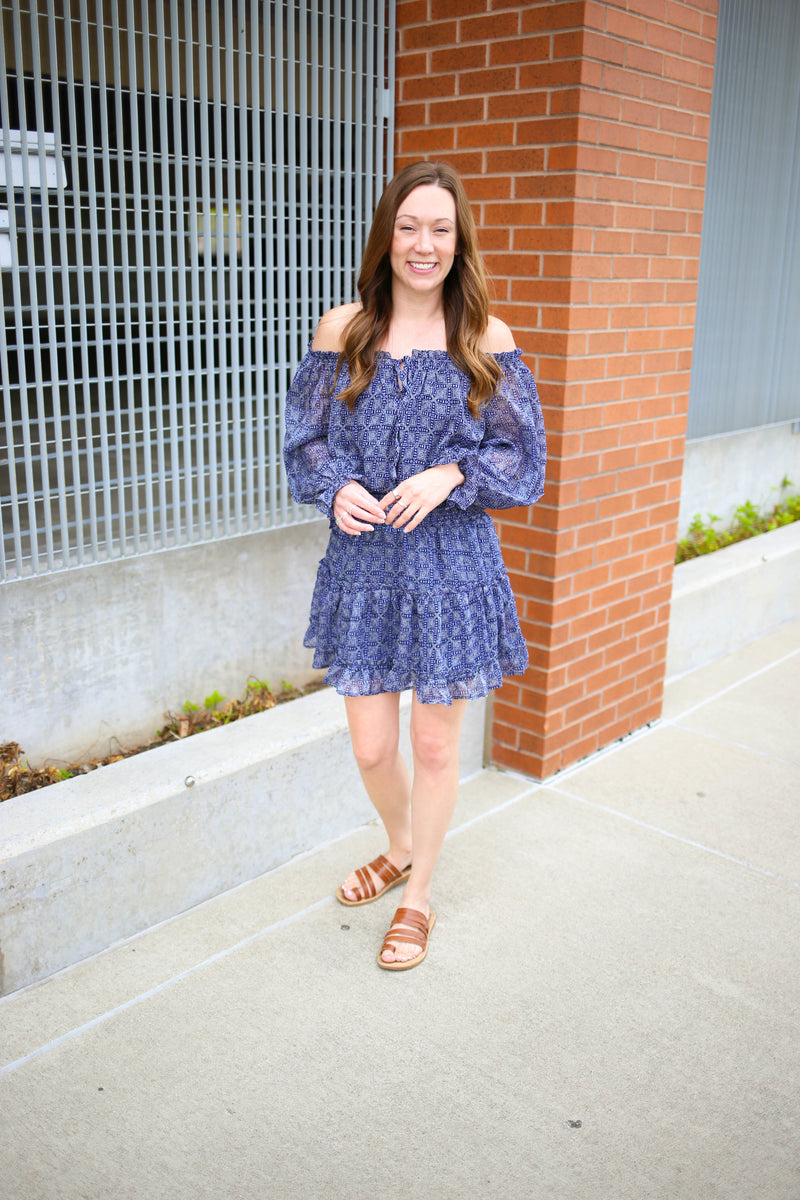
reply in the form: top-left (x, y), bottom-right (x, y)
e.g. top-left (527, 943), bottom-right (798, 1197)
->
top-left (666, 519), bottom-right (800, 679)
top-left (0, 689), bottom-right (486, 996)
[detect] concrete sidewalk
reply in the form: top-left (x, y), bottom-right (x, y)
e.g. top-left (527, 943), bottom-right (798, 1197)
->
top-left (2, 620), bottom-right (799, 1200)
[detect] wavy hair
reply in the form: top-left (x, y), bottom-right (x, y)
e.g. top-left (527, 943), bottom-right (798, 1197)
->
top-left (335, 161), bottom-right (502, 419)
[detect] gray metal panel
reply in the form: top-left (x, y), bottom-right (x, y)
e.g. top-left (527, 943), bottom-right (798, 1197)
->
top-left (1, 0), bottom-right (395, 580)
top-left (688, 0), bottom-right (800, 440)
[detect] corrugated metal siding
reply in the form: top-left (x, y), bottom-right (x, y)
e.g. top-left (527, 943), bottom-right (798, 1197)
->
top-left (688, 0), bottom-right (800, 440)
top-left (0, 0), bottom-right (394, 581)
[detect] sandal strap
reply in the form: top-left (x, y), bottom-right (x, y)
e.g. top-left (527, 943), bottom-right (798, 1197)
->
top-left (369, 854), bottom-right (402, 886)
top-left (382, 907), bottom-right (430, 952)
top-left (354, 865), bottom-right (377, 899)
top-left (352, 854), bottom-right (403, 900)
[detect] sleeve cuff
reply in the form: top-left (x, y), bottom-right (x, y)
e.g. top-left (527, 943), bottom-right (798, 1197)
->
top-left (445, 453), bottom-right (480, 510)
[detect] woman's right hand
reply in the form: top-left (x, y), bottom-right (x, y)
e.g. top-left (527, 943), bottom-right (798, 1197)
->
top-left (333, 481), bottom-right (386, 536)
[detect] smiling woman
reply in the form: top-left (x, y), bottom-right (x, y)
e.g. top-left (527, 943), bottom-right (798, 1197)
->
top-left (283, 161), bottom-right (546, 972)
top-left (388, 187), bottom-right (458, 297)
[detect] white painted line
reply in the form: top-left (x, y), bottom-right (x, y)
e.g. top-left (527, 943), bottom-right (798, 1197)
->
top-left (549, 784), bottom-right (800, 890)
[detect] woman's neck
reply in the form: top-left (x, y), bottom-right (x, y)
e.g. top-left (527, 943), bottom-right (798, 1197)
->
top-left (384, 290), bottom-right (447, 357)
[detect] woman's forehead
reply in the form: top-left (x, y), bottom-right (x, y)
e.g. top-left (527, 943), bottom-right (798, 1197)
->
top-left (395, 184), bottom-right (456, 221)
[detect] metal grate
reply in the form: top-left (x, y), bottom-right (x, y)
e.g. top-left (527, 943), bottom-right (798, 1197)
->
top-left (0, 0), bottom-right (394, 580)
top-left (688, 0), bottom-right (800, 440)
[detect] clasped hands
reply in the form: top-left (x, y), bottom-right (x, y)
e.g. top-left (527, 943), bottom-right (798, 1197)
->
top-left (333, 463), bottom-right (465, 536)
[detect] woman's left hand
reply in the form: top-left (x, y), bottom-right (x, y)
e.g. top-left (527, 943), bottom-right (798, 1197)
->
top-left (379, 463), bottom-right (465, 533)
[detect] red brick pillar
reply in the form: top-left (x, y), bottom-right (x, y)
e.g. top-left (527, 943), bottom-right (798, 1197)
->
top-left (394, 0), bottom-right (718, 778)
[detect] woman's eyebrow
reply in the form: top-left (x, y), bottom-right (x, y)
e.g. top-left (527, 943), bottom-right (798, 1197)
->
top-left (395, 212), bottom-right (455, 223)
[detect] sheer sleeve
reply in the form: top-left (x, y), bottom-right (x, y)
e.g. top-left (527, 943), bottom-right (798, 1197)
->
top-left (447, 350), bottom-right (547, 512)
top-left (282, 349), bottom-right (360, 519)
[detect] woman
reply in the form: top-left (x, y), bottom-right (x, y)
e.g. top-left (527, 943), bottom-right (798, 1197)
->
top-left (283, 162), bottom-right (546, 970)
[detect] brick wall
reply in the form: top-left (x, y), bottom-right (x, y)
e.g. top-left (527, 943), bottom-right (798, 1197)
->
top-left (394, 0), bottom-right (718, 778)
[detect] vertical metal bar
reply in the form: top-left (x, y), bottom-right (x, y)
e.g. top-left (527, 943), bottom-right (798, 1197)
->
top-left (125, 0), bottom-right (155, 550)
top-left (211, 0), bottom-right (228, 533)
top-left (170, 0), bottom-right (193, 543)
top-left (250, 0), bottom-right (266, 529)
top-left (197, 0), bottom-right (217, 537)
top-left (184, 0), bottom-right (206, 542)
top-left (224, 0), bottom-right (242, 532)
top-left (364, 0), bottom-right (376, 217)
top-left (374, 0), bottom-right (387, 199)
top-left (353, 0), bottom-right (365, 275)
top-left (63, 0), bottom-right (96, 564)
top-left (29, 0), bottom-right (72, 571)
top-left (139, 0), bottom-right (169, 547)
top-left (263, 0), bottom-right (278, 524)
top-left (341, 0), bottom-right (354, 304)
top-left (309, 0), bottom-right (320, 326)
top-left (109, 0), bottom-right (140, 553)
top-left (0, 6), bottom-right (30, 575)
top-left (273, 2), bottom-right (288, 524)
top-left (322, 0), bottom-right (333, 312)
top-left (49, 0), bottom-right (85, 566)
top-left (331, 0), bottom-right (342, 307)
top-left (10, 2), bottom-right (50, 571)
top-left (94, 0), bottom-right (127, 558)
top-left (155, 0), bottom-right (181, 545)
top-left (385, 0), bottom-right (396, 182)
top-left (78, 0), bottom-right (114, 560)
top-left (238, 0), bottom-right (254, 529)
top-left (297, 1), bottom-right (310, 346)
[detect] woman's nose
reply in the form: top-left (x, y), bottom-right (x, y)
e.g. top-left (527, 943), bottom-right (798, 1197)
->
top-left (415, 228), bottom-right (434, 253)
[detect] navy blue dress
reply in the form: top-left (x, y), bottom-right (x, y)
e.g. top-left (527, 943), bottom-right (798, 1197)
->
top-left (283, 347), bottom-right (546, 704)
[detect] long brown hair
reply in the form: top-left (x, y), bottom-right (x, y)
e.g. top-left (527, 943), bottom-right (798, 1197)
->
top-left (335, 161), bottom-right (502, 418)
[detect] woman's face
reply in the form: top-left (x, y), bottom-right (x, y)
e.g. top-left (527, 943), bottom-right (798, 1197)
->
top-left (388, 184), bottom-right (458, 297)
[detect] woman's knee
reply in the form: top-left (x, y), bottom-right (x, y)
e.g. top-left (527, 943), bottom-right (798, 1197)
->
top-left (346, 694), bottom-right (400, 773)
top-left (410, 722), bottom-right (457, 775)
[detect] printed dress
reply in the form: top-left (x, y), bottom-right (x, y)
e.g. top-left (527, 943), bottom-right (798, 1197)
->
top-left (283, 347), bottom-right (546, 704)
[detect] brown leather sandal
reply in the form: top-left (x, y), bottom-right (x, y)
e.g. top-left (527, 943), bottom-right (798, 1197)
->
top-left (335, 854), bottom-right (412, 907)
top-left (377, 907), bottom-right (436, 971)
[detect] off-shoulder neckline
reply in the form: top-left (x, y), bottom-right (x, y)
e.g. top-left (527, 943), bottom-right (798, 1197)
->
top-left (306, 345), bottom-right (523, 363)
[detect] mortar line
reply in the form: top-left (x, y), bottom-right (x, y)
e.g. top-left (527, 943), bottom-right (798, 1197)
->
top-left (549, 784), bottom-right (800, 890)
top-left (661, 645), bottom-right (800, 724)
top-left (668, 721), bottom-right (800, 768)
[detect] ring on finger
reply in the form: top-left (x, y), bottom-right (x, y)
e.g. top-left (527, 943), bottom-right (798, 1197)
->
top-left (392, 487), bottom-right (401, 500)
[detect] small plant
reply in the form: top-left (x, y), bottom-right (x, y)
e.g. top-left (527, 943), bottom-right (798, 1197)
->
top-left (676, 478), bottom-right (800, 563)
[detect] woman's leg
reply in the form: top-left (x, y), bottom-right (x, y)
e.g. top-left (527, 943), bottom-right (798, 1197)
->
top-left (380, 694), bottom-right (467, 964)
top-left (339, 693), bottom-right (413, 901)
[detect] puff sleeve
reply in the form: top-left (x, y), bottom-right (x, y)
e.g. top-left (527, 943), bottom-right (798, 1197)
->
top-left (447, 350), bottom-right (547, 511)
top-left (282, 349), bottom-right (363, 519)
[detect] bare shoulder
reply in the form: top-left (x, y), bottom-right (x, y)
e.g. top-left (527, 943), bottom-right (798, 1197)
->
top-left (483, 316), bottom-right (517, 354)
top-left (311, 302), bottom-right (361, 351)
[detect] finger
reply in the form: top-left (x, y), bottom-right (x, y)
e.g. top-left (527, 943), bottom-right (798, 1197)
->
top-left (400, 507), bottom-right (427, 532)
top-left (349, 502), bottom-right (383, 526)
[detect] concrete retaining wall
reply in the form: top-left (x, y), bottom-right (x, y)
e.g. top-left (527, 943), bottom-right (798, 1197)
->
top-left (0, 688), bottom-right (487, 996)
top-left (666, 520), bottom-right (800, 679)
top-left (2, 520), bottom-right (330, 767)
top-left (678, 420), bottom-right (800, 539)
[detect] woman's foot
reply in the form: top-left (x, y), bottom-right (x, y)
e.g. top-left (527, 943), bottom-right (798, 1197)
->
top-left (336, 850), bottom-right (412, 906)
top-left (378, 903), bottom-right (435, 970)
